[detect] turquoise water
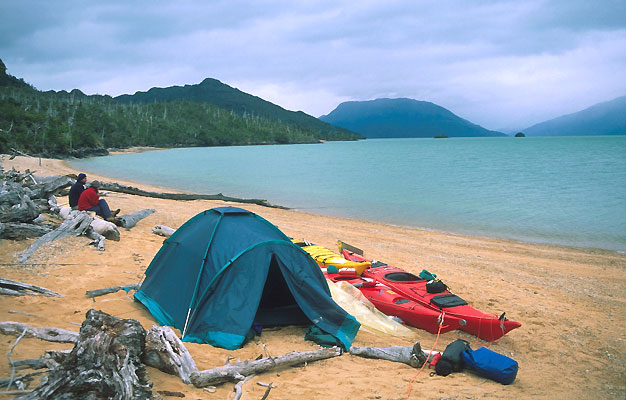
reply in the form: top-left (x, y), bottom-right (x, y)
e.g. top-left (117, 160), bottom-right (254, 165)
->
top-left (70, 136), bottom-right (626, 252)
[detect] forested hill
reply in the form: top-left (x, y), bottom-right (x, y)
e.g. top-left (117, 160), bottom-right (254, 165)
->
top-left (115, 78), bottom-right (359, 140)
top-left (0, 62), bottom-right (362, 158)
top-left (320, 98), bottom-right (506, 138)
top-left (522, 95), bottom-right (626, 136)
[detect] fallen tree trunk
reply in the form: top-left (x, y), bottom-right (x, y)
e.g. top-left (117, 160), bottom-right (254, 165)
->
top-left (100, 182), bottom-right (288, 209)
top-left (85, 283), bottom-right (140, 298)
top-left (28, 176), bottom-right (72, 199)
top-left (190, 347), bottom-right (342, 387)
top-left (15, 309), bottom-right (152, 400)
top-left (89, 218), bottom-right (120, 241)
top-left (19, 212), bottom-right (93, 262)
top-left (0, 278), bottom-right (62, 297)
top-left (0, 222), bottom-right (52, 240)
top-left (118, 209), bottom-right (155, 229)
top-left (0, 322), bottom-right (78, 343)
top-left (349, 342), bottom-right (429, 368)
top-left (143, 325), bottom-right (197, 384)
top-left (0, 194), bottom-right (40, 223)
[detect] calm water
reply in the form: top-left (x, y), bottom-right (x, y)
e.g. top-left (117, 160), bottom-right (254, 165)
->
top-left (71, 136), bottom-right (626, 252)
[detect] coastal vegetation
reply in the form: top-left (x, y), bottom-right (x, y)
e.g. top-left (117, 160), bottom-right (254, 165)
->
top-left (0, 61), bottom-right (362, 158)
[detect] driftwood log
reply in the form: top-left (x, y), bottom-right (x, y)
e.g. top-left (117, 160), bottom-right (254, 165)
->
top-left (143, 325), bottom-right (198, 384)
top-left (118, 208), bottom-right (155, 229)
top-left (100, 182), bottom-right (288, 209)
top-left (0, 322), bottom-right (78, 343)
top-left (152, 225), bottom-right (175, 237)
top-left (349, 342), bottom-right (430, 368)
top-left (0, 222), bottom-right (52, 240)
top-left (190, 347), bottom-right (343, 387)
top-left (85, 283), bottom-right (140, 298)
top-left (88, 217), bottom-right (120, 241)
top-left (14, 309), bottom-right (152, 400)
top-left (27, 176), bottom-right (72, 200)
top-left (0, 194), bottom-right (40, 223)
top-left (19, 212), bottom-right (94, 262)
top-left (85, 228), bottom-right (106, 251)
top-left (0, 278), bottom-right (62, 297)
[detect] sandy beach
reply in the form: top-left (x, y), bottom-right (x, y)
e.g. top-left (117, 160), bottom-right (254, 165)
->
top-left (1, 154), bottom-right (625, 400)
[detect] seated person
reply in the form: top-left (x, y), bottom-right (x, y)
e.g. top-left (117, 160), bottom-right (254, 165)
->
top-left (68, 173), bottom-right (87, 209)
top-left (78, 180), bottom-right (120, 221)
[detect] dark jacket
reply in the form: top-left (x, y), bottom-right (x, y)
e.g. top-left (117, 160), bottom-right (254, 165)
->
top-left (68, 181), bottom-right (85, 208)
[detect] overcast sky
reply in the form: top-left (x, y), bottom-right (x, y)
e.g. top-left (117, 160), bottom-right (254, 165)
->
top-left (2, 0), bottom-right (625, 131)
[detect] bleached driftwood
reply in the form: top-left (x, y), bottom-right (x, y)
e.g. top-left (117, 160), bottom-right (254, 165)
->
top-left (0, 278), bottom-right (62, 297)
top-left (0, 194), bottom-right (40, 223)
top-left (85, 228), bottom-right (106, 251)
top-left (0, 370), bottom-right (51, 391)
top-left (349, 342), bottom-right (429, 368)
top-left (118, 209), bottom-right (155, 229)
top-left (19, 212), bottom-right (93, 262)
top-left (233, 374), bottom-right (256, 400)
top-left (143, 325), bottom-right (198, 384)
top-left (100, 181), bottom-right (288, 209)
top-left (85, 283), bottom-right (140, 298)
top-left (190, 347), bottom-right (343, 387)
top-left (60, 207), bottom-right (119, 240)
top-left (89, 217), bottom-right (120, 241)
top-left (27, 176), bottom-right (72, 199)
top-left (0, 222), bottom-right (52, 240)
top-left (152, 225), bottom-right (175, 237)
top-left (15, 309), bottom-right (152, 400)
top-left (0, 322), bottom-right (78, 343)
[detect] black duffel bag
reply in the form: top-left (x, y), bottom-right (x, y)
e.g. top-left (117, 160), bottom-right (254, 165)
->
top-left (435, 339), bottom-right (471, 376)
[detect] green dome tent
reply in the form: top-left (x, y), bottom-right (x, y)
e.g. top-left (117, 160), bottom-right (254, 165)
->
top-left (135, 207), bottom-right (360, 350)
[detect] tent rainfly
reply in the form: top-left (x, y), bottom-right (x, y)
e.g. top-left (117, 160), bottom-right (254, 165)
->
top-left (135, 207), bottom-right (360, 350)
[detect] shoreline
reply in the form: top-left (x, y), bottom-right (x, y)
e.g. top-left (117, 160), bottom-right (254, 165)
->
top-left (1, 155), bottom-right (625, 399)
top-left (67, 151), bottom-right (625, 256)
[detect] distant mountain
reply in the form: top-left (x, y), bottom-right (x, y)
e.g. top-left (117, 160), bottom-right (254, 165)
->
top-left (319, 98), bottom-right (506, 138)
top-left (115, 78), bottom-right (362, 141)
top-left (522, 95), bottom-right (626, 136)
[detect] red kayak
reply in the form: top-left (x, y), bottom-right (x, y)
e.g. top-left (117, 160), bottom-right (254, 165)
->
top-left (341, 247), bottom-right (521, 342)
top-left (324, 269), bottom-right (464, 335)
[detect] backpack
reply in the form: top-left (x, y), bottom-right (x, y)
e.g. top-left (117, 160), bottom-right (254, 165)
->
top-left (435, 339), bottom-right (471, 376)
top-left (461, 347), bottom-right (519, 385)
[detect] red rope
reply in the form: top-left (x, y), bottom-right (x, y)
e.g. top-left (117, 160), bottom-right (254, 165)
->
top-left (405, 312), bottom-right (445, 399)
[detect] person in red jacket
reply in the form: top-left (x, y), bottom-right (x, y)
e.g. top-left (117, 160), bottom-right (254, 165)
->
top-left (78, 180), bottom-right (119, 220)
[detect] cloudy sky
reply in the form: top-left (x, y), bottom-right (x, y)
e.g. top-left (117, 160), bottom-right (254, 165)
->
top-left (2, 0), bottom-right (625, 131)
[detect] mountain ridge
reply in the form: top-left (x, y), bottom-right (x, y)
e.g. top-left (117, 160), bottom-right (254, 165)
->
top-left (522, 95), bottom-right (626, 136)
top-left (115, 78), bottom-right (361, 141)
top-left (320, 98), bottom-right (506, 138)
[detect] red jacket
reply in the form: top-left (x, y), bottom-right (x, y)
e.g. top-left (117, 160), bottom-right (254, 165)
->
top-left (78, 187), bottom-right (99, 210)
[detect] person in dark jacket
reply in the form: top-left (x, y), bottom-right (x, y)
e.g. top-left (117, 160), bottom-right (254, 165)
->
top-left (68, 173), bottom-right (87, 209)
top-left (78, 180), bottom-right (119, 220)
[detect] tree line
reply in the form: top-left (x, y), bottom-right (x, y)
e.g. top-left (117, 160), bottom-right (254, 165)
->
top-left (0, 86), bottom-right (359, 158)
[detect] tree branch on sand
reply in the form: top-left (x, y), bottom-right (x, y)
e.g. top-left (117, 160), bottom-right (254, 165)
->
top-left (100, 182), bottom-right (288, 209)
top-left (190, 347), bottom-right (343, 387)
top-left (0, 278), bottom-right (62, 297)
top-left (349, 342), bottom-right (431, 368)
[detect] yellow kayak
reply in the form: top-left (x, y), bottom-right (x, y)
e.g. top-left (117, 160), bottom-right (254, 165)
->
top-left (292, 239), bottom-right (370, 275)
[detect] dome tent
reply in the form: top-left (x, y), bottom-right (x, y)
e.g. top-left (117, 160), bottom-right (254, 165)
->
top-left (135, 206), bottom-right (360, 350)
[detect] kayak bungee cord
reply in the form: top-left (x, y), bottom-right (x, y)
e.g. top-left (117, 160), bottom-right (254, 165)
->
top-left (406, 310), bottom-right (446, 399)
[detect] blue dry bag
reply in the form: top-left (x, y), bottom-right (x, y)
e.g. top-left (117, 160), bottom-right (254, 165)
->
top-left (461, 347), bottom-right (518, 385)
